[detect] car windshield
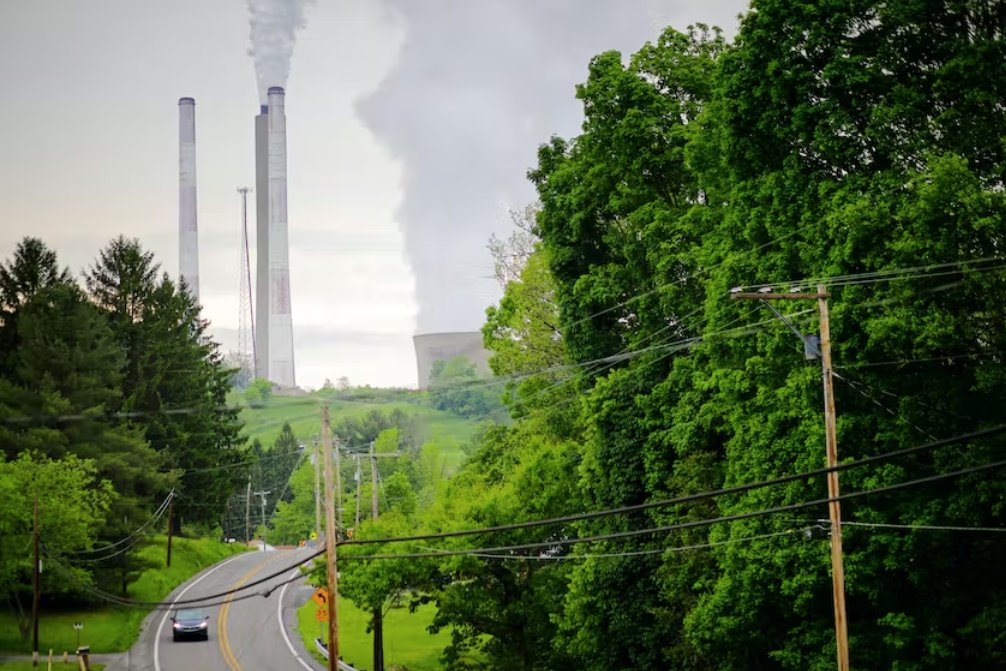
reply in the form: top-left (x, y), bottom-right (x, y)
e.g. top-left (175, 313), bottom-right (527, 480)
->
top-left (176, 609), bottom-right (205, 620)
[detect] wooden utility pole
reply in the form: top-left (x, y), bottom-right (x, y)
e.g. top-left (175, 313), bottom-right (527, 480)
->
top-left (732, 284), bottom-right (850, 671)
top-left (817, 283), bottom-right (850, 671)
top-left (370, 441), bottom-right (384, 671)
top-left (245, 478), bottom-right (252, 543)
top-left (314, 438), bottom-right (322, 539)
top-left (370, 442), bottom-right (379, 523)
top-left (32, 496), bottom-right (40, 667)
top-left (166, 495), bottom-right (174, 567)
top-left (334, 433), bottom-right (343, 540)
top-left (354, 456), bottom-right (362, 532)
top-left (321, 406), bottom-right (340, 671)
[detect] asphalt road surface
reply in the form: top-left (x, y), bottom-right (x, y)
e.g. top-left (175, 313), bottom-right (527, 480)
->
top-left (107, 548), bottom-right (323, 671)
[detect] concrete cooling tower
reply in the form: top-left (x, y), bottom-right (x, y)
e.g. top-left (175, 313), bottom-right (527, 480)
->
top-left (413, 332), bottom-right (491, 389)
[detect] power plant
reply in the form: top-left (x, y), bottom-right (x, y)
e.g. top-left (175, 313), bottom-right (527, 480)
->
top-left (177, 89), bottom-right (297, 389)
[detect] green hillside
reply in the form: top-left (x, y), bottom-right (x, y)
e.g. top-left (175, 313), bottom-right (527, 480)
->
top-left (237, 390), bottom-right (481, 470)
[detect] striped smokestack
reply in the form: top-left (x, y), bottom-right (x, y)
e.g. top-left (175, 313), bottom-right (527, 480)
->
top-left (178, 97), bottom-right (199, 300)
top-left (265, 86), bottom-right (296, 387)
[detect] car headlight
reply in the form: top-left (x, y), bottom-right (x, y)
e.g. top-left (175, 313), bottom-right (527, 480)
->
top-left (198, 621), bottom-right (208, 629)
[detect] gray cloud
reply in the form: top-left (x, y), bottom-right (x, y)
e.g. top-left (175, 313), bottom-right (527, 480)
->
top-left (357, 0), bottom-right (746, 334)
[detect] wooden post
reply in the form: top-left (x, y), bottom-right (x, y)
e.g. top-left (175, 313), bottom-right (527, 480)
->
top-left (32, 496), bottom-right (40, 667)
top-left (321, 406), bottom-right (340, 671)
top-left (732, 286), bottom-right (850, 671)
top-left (818, 283), bottom-right (850, 671)
top-left (166, 496), bottom-right (174, 567)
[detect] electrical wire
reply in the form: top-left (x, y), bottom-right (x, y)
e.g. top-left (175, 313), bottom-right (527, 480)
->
top-left (835, 350), bottom-right (1006, 369)
top-left (734, 256), bottom-right (1006, 293)
top-left (827, 520), bottom-right (1006, 533)
top-left (338, 458), bottom-right (1006, 561)
top-left (69, 491), bottom-right (175, 561)
top-left (46, 425), bottom-right (1006, 606)
top-left (337, 424), bottom-right (1006, 549)
top-left (44, 554), bottom-right (310, 611)
top-left (412, 527), bottom-right (807, 561)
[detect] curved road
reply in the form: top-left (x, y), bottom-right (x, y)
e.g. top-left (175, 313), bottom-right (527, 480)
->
top-left (108, 548), bottom-right (322, 671)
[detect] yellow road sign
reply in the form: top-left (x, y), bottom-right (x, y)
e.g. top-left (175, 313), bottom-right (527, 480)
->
top-left (309, 531), bottom-right (318, 540)
top-left (311, 587), bottom-right (329, 607)
top-left (315, 608), bottom-right (329, 622)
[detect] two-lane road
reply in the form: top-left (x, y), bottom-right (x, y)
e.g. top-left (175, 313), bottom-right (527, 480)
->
top-left (113, 548), bottom-right (321, 671)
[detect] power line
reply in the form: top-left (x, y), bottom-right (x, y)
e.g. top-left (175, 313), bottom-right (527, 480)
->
top-left (734, 256), bottom-right (1006, 293)
top-left (43, 554), bottom-right (310, 611)
top-left (414, 527), bottom-right (807, 561)
top-left (338, 424), bottom-right (1006, 549)
top-left (338, 458), bottom-right (1006, 561)
top-left (69, 491), bottom-right (175, 561)
top-left (828, 520), bottom-right (1006, 533)
top-left (48, 425), bottom-right (1006, 607)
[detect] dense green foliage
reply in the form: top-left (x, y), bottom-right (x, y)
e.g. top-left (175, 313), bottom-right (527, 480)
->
top-left (0, 236), bottom-right (245, 637)
top-left (337, 4), bottom-right (1006, 669)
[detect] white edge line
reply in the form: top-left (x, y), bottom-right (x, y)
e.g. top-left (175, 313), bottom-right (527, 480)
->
top-left (278, 554), bottom-right (316, 671)
top-left (153, 552), bottom-right (250, 671)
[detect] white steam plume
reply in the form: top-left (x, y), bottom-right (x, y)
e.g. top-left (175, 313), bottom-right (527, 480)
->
top-left (247, 0), bottom-right (313, 102)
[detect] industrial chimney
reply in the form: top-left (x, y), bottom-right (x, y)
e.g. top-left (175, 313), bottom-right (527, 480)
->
top-left (254, 104), bottom-right (269, 380)
top-left (178, 97), bottom-right (199, 300)
top-left (253, 87), bottom-right (296, 388)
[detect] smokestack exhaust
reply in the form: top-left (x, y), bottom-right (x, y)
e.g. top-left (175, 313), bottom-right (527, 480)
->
top-left (178, 97), bottom-right (199, 300)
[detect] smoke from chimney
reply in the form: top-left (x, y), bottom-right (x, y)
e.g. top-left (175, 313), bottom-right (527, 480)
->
top-left (246, 0), bottom-right (313, 103)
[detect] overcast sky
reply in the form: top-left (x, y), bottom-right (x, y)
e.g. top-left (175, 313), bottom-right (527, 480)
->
top-left (0, 0), bottom-right (746, 389)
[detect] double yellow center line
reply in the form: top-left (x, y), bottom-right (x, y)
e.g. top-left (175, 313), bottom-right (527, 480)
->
top-left (218, 552), bottom-right (284, 671)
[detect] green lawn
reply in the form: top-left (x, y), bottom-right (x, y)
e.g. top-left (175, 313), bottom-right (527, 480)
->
top-left (0, 536), bottom-right (246, 654)
top-left (297, 596), bottom-right (448, 671)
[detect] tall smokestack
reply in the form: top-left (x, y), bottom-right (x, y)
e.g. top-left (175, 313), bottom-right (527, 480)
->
top-left (254, 104), bottom-right (269, 380)
top-left (266, 86), bottom-right (296, 387)
top-left (178, 97), bottom-right (199, 300)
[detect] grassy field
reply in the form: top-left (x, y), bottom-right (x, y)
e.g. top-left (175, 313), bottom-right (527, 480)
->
top-left (297, 596), bottom-right (449, 671)
top-left (0, 536), bottom-right (246, 654)
top-left (238, 392), bottom-right (479, 470)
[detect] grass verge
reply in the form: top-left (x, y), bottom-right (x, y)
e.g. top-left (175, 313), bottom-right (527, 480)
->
top-left (0, 536), bottom-right (246, 654)
top-left (297, 596), bottom-right (448, 671)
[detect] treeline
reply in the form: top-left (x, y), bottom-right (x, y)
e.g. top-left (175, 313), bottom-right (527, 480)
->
top-left (338, 2), bottom-right (1006, 669)
top-left (0, 237), bottom-right (243, 636)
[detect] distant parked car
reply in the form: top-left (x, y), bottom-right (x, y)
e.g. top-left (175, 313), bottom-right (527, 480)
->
top-left (171, 608), bottom-right (210, 641)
